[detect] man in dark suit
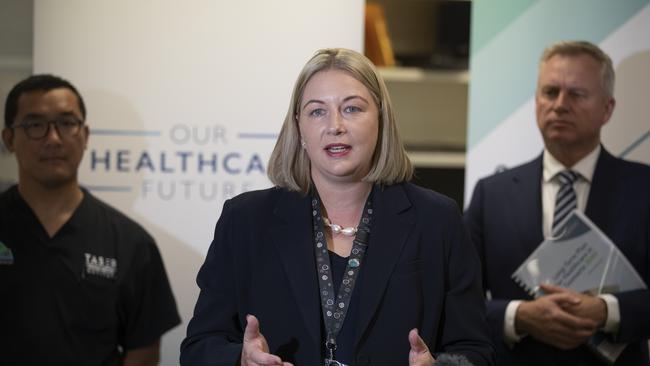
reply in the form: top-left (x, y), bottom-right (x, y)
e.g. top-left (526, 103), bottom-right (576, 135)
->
top-left (464, 40), bottom-right (650, 365)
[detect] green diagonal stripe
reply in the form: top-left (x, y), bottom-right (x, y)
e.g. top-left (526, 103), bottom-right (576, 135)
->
top-left (471, 0), bottom-right (536, 55)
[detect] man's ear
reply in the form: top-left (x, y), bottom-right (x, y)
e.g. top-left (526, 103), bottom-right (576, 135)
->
top-left (2, 128), bottom-right (15, 153)
top-left (82, 124), bottom-right (89, 150)
top-left (601, 97), bottom-right (616, 127)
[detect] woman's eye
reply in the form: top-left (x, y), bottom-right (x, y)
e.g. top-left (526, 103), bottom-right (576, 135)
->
top-left (309, 108), bottom-right (326, 117)
top-left (344, 105), bottom-right (361, 113)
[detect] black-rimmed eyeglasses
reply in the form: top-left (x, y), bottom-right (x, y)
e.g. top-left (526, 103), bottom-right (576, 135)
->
top-left (12, 117), bottom-right (84, 140)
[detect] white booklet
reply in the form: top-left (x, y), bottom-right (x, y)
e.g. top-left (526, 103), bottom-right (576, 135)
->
top-left (511, 210), bottom-right (647, 364)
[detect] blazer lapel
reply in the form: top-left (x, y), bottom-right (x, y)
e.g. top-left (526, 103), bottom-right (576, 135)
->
top-left (585, 148), bottom-right (619, 233)
top-left (270, 190), bottom-right (321, 347)
top-left (511, 156), bottom-right (545, 254)
top-left (354, 184), bottom-right (415, 348)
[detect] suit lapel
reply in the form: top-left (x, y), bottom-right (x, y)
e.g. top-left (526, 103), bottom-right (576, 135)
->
top-left (270, 190), bottom-right (321, 347)
top-left (511, 156), bottom-right (545, 253)
top-left (585, 148), bottom-right (619, 233)
top-left (354, 184), bottom-right (415, 348)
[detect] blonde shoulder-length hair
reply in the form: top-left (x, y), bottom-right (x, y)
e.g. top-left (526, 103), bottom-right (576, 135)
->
top-left (267, 48), bottom-right (413, 194)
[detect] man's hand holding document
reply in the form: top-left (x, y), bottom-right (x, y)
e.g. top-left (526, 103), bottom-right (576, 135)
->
top-left (512, 211), bottom-right (647, 364)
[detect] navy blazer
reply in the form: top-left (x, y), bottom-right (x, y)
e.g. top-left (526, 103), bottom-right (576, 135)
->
top-left (181, 182), bottom-right (495, 366)
top-left (464, 148), bottom-right (650, 366)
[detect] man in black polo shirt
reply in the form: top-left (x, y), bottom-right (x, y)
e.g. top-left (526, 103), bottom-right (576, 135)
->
top-left (0, 74), bottom-right (181, 365)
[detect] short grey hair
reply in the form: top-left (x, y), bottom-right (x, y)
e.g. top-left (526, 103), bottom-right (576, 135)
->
top-left (540, 40), bottom-right (615, 97)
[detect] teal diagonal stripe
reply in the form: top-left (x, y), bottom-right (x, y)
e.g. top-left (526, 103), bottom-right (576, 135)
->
top-left (468, 0), bottom-right (650, 149)
top-left (620, 129), bottom-right (650, 158)
top-left (471, 0), bottom-right (536, 55)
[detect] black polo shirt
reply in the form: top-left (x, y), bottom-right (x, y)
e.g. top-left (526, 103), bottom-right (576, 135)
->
top-left (0, 185), bottom-right (180, 365)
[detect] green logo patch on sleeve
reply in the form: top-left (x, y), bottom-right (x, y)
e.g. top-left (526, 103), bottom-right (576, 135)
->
top-left (0, 241), bottom-right (14, 265)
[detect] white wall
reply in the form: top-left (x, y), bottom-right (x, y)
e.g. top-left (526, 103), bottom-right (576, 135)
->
top-left (0, 0), bottom-right (32, 190)
top-left (31, 1), bottom-right (363, 363)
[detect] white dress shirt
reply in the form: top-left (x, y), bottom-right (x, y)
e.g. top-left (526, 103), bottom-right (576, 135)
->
top-left (504, 145), bottom-right (620, 344)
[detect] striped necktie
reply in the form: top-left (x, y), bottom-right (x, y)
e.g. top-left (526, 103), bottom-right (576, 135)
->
top-left (552, 170), bottom-right (580, 234)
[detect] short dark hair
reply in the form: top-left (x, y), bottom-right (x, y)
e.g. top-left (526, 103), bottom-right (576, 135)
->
top-left (4, 74), bottom-right (86, 128)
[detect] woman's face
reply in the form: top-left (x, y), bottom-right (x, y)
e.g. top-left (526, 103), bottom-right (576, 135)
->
top-left (298, 69), bottom-right (379, 186)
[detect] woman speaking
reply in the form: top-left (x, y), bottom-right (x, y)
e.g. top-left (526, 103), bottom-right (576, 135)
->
top-left (180, 48), bottom-right (494, 366)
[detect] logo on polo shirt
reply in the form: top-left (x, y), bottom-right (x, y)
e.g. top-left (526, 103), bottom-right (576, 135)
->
top-left (84, 253), bottom-right (117, 279)
top-left (0, 241), bottom-right (13, 265)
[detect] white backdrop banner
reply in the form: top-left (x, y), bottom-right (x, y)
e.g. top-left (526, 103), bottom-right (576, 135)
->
top-left (466, 0), bottom-right (650, 204)
top-left (31, 1), bottom-right (363, 363)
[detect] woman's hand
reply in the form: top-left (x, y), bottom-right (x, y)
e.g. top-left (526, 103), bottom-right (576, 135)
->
top-left (408, 328), bottom-right (435, 366)
top-left (241, 315), bottom-right (293, 366)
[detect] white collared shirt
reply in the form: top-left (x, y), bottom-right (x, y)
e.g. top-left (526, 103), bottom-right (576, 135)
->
top-left (504, 145), bottom-right (620, 344)
top-left (541, 145), bottom-right (600, 238)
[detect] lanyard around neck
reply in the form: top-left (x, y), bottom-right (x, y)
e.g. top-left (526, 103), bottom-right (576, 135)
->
top-left (310, 191), bottom-right (373, 363)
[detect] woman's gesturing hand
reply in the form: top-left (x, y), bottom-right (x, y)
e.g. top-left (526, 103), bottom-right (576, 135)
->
top-left (241, 315), bottom-right (293, 366)
top-left (408, 328), bottom-right (435, 366)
